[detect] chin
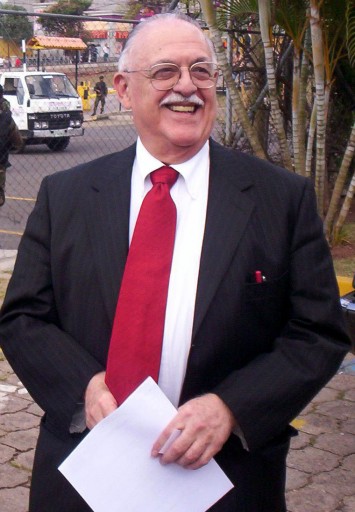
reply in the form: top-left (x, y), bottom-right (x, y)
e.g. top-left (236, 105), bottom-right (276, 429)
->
top-left (168, 132), bottom-right (205, 148)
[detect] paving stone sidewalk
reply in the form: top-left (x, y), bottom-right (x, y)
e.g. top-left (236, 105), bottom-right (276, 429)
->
top-left (0, 250), bottom-right (355, 511)
top-left (1, 354), bottom-right (354, 512)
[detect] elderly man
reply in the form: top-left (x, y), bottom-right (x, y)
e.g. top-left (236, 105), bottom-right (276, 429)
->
top-left (0, 12), bottom-right (350, 512)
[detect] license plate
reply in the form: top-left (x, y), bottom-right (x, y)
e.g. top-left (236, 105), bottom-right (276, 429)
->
top-left (50, 128), bottom-right (83, 137)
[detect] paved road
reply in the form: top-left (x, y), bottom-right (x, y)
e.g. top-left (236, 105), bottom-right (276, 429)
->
top-left (0, 111), bottom-right (137, 250)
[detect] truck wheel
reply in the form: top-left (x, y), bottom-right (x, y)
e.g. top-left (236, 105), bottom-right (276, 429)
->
top-left (47, 137), bottom-right (70, 152)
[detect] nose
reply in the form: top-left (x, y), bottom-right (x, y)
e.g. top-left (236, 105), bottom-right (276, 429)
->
top-left (172, 67), bottom-right (198, 95)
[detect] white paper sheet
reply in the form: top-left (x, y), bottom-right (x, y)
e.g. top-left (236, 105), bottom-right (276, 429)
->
top-left (59, 377), bottom-right (234, 512)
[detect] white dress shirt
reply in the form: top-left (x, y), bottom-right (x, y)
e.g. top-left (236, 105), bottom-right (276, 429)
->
top-left (131, 138), bottom-right (210, 406)
top-left (69, 139), bottom-right (210, 433)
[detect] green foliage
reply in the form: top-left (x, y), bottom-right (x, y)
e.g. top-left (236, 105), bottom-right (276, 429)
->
top-left (0, 3), bottom-right (33, 43)
top-left (331, 223), bottom-right (353, 248)
top-left (37, 0), bottom-right (92, 39)
top-left (219, 0), bottom-right (259, 16)
top-left (217, 0), bottom-right (258, 30)
top-left (273, 0), bottom-right (308, 45)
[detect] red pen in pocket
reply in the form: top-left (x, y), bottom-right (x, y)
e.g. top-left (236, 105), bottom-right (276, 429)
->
top-left (254, 270), bottom-right (263, 283)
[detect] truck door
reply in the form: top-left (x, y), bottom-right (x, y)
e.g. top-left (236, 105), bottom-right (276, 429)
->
top-left (3, 77), bottom-right (26, 130)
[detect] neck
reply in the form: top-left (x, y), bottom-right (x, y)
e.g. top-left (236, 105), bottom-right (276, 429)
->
top-left (142, 140), bottom-right (208, 165)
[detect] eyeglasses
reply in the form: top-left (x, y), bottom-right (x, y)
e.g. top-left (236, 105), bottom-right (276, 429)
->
top-left (124, 62), bottom-right (219, 90)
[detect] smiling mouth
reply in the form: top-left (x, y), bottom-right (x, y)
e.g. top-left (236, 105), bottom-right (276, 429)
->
top-left (166, 105), bottom-right (198, 113)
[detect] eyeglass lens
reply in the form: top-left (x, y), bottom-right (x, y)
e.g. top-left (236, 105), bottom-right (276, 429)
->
top-left (150, 62), bottom-right (218, 90)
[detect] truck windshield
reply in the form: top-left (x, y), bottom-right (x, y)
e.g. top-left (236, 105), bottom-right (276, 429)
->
top-left (25, 74), bottom-right (79, 99)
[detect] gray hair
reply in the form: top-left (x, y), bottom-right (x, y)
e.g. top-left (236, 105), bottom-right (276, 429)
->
top-left (118, 12), bottom-right (217, 71)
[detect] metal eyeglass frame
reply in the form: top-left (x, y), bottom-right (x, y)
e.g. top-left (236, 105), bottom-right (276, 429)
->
top-left (123, 61), bottom-right (219, 90)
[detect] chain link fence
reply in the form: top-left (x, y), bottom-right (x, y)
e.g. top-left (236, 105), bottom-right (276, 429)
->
top-left (0, 12), bottom-right (280, 250)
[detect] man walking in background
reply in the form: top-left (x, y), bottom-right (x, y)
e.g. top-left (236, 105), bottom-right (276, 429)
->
top-left (91, 75), bottom-right (108, 116)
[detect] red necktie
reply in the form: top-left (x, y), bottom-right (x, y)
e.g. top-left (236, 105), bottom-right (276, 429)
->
top-left (105, 166), bottom-right (178, 404)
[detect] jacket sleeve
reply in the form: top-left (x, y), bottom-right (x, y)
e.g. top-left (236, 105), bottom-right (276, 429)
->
top-left (213, 179), bottom-right (350, 451)
top-left (0, 177), bottom-right (104, 435)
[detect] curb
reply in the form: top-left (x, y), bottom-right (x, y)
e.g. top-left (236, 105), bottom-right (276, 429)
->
top-left (83, 110), bottom-right (133, 123)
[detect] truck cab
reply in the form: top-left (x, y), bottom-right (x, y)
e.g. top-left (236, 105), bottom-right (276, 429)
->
top-left (0, 71), bottom-right (84, 151)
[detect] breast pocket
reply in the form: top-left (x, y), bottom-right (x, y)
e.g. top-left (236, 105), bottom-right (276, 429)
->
top-left (244, 271), bottom-right (289, 301)
top-left (240, 271), bottom-right (290, 350)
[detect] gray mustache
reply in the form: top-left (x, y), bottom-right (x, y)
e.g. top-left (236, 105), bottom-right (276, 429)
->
top-left (159, 93), bottom-right (204, 107)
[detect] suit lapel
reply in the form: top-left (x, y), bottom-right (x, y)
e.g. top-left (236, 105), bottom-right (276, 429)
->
top-left (192, 142), bottom-right (255, 339)
top-left (85, 145), bottom-right (136, 322)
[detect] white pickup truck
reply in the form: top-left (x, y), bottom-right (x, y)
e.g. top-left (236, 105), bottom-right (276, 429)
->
top-left (0, 70), bottom-right (84, 151)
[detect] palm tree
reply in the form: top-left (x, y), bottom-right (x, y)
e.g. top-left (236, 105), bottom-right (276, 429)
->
top-left (199, 0), bottom-right (267, 159)
top-left (203, 0), bottom-right (355, 241)
top-left (217, 0), bottom-right (310, 172)
top-left (257, 0), bottom-right (293, 170)
top-left (275, 0), bottom-right (309, 175)
top-left (309, 0), bottom-right (327, 213)
top-left (215, 0), bottom-right (296, 169)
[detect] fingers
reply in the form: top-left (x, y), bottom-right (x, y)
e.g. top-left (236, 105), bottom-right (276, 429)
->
top-left (160, 434), bottom-right (217, 469)
top-left (84, 371), bottom-right (118, 429)
top-left (151, 393), bottom-right (236, 470)
top-left (176, 440), bottom-right (217, 470)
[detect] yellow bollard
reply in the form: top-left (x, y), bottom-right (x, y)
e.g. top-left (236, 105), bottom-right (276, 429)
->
top-left (337, 275), bottom-right (354, 296)
top-left (77, 81), bottom-right (91, 111)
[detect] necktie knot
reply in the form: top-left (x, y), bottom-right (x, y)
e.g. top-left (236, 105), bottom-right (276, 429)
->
top-left (150, 166), bottom-right (178, 189)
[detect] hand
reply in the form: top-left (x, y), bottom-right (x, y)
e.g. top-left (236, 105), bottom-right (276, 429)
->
top-left (151, 394), bottom-right (236, 470)
top-left (84, 371), bottom-right (117, 429)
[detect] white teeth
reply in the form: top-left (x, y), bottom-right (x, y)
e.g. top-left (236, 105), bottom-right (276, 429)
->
top-left (169, 105), bottom-right (195, 112)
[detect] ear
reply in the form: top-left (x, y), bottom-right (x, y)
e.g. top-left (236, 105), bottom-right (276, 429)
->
top-left (113, 72), bottom-right (132, 110)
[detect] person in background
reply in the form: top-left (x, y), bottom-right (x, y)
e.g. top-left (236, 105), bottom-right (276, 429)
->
top-left (102, 43), bottom-right (109, 63)
top-left (0, 84), bottom-right (10, 112)
top-left (91, 75), bottom-right (108, 116)
top-left (0, 12), bottom-right (350, 512)
top-left (4, 57), bottom-right (12, 70)
top-left (0, 84), bottom-right (22, 206)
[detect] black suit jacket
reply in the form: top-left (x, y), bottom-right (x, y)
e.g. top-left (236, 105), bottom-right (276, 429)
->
top-left (0, 140), bottom-right (350, 511)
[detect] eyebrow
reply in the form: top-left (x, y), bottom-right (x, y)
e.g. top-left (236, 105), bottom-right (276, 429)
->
top-left (149, 57), bottom-right (212, 66)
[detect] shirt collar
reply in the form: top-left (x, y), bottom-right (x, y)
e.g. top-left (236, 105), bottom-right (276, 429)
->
top-left (135, 137), bottom-right (210, 200)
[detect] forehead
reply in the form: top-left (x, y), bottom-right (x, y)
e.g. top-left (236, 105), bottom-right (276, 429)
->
top-left (131, 20), bottom-right (212, 64)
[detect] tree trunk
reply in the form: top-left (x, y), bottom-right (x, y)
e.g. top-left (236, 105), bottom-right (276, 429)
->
top-left (333, 171), bottom-right (355, 244)
top-left (292, 47), bottom-right (302, 174)
top-left (305, 101), bottom-right (317, 178)
top-left (297, 27), bottom-right (311, 176)
top-left (310, 0), bottom-right (327, 215)
top-left (258, 0), bottom-right (293, 170)
top-left (326, 121), bottom-right (355, 242)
